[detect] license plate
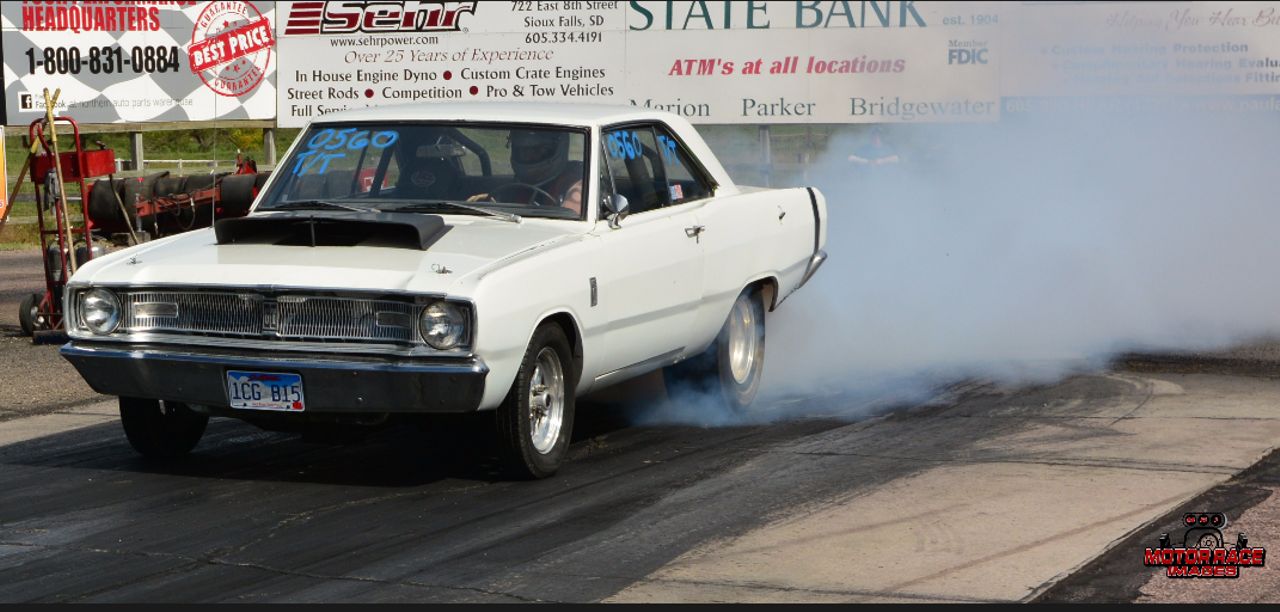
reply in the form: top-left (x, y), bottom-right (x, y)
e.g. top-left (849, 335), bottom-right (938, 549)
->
top-left (226, 371), bottom-right (305, 411)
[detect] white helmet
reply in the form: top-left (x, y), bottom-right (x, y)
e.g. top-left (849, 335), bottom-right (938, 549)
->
top-left (510, 130), bottom-right (569, 186)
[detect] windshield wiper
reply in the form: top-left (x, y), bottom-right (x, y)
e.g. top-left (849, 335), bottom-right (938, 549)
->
top-left (264, 200), bottom-right (377, 213)
top-left (391, 200), bottom-right (521, 223)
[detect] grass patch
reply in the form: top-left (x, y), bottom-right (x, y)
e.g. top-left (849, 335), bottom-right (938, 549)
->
top-left (0, 222), bottom-right (42, 248)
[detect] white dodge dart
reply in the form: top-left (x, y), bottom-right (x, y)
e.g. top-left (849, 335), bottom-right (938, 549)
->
top-left (61, 103), bottom-right (828, 478)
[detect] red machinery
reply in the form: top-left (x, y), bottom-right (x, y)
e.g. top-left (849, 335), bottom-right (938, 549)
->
top-left (20, 116), bottom-right (115, 340)
top-left (18, 116), bottom-right (270, 339)
top-left (88, 154), bottom-right (267, 238)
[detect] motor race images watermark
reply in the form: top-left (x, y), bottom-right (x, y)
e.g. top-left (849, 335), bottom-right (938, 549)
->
top-left (188, 0), bottom-right (273, 97)
top-left (1144, 512), bottom-right (1267, 578)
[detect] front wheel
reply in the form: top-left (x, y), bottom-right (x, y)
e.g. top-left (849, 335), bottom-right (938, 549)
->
top-left (119, 397), bottom-right (209, 459)
top-left (663, 288), bottom-right (766, 411)
top-left (18, 293), bottom-right (41, 337)
top-left (495, 324), bottom-right (577, 479)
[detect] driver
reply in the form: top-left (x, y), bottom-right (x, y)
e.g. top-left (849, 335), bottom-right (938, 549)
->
top-left (470, 130), bottom-right (583, 215)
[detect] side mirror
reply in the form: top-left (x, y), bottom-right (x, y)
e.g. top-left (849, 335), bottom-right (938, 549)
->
top-left (603, 193), bottom-right (629, 229)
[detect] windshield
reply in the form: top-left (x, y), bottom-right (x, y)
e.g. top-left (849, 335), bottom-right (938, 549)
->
top-left (258, 122), bottom-right (589, 220)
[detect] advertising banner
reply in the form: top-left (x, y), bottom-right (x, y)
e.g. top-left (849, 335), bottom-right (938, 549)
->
top-left (3, 2), bottom-right (1277, 127)
top-left (622, 1), bottom-right (1001, 124)
top-left (274, 0), bottom-right (1003, 126)
top-left (1000, 1), bottom-right (1280, 114)
top-left (2, 1), bottom-right (278, 125)
top-left (275, 0), bottom-right (626, 127)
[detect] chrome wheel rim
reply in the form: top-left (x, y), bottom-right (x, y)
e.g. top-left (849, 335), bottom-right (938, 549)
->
top-left (727, 295), bottom-right (758, 385)
top-left (528, 347), bottom-right (565, 454)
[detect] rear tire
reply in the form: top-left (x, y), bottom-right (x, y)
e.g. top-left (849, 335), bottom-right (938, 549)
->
top-left (663, 288), bottom-right (766, 411)
top-left (90, 173), bottom-right (163, 231)
top-left (154, 175), bottom-right (186, 197)
top-left (18, 293), bottom-right (41, 337)
top-left (218, 174), bottom-right (259, 216)
top-left (495, 324), bottom-right (577, 479)
top-left (87, 179), bottom-right (124, 226)
top-left (183, 173), bottom-right (218, 192)
top-left (119, 397), bottom-right (208, 459)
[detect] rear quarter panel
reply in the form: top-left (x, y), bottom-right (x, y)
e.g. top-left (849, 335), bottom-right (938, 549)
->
top-left (687, 187), bottom-right (822, 355)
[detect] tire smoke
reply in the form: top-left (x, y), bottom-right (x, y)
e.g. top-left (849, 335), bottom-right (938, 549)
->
top-left (761, 108), bottom-right (1280, 410)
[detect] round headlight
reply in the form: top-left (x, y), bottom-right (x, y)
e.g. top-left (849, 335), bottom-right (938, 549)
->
top-left (81, 288), bottom-right (121, 335)
top-left (419, 301), bottom-right (466, 350)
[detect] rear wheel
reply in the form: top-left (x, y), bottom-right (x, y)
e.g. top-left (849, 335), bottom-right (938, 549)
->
top-left (495, 324), bottom-right (576, 479)
top-left (18, 292), bottom-right (41, 337)
top-left (154, 175), bottom-right (186, 197)
top-left (218, 174), bottom-right (259, 216)
top-left (663, 288), bottom-right (766, 411)
top-left (183, 173), bottom-right (218, 192)
top-left (119, 397), bottom-right (208, 459)
top-left (87, 179), bottom-right (125, 225)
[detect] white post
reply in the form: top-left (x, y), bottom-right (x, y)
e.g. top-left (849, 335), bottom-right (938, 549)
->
top-left (264, 128), bottom-right (277, 166)
top-left (129, 131), bottom-right (144, 172)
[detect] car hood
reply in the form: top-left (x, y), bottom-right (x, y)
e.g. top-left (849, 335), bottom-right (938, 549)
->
top-left (74, 216), bottom-right (583, 295)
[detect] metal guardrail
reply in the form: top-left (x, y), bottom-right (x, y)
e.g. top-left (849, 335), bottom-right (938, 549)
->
top-left (142, 159), bottom-right (224, 174)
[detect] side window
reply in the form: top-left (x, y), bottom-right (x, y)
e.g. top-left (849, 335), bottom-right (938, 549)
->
top-left (603, 126), bottom-right (670, 214)
top-left (655, 127), bottom-right (712, 203)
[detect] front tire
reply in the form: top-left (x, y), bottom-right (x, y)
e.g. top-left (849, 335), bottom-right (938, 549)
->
top-left (664, 288), bottom-right (766, 411)
top-left (495, 324), bottom-right (577, 479)
top-left (119, 397), bottom-right (208, 459)
top-left (18, 292), bottom-right (41, 337)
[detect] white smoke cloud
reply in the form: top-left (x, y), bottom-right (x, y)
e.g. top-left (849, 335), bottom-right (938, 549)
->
top-left (632, 0), bottom-right (1280, 426)
top-left (759, 106), bottom-right (1280, 407)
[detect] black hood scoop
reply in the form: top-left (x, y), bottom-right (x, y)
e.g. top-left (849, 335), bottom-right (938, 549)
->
top-left (214, 211), bottom-right (449, 250)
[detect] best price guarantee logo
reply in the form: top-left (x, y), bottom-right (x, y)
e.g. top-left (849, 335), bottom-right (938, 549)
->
top-left (188, 1), bottom-right (274, 97)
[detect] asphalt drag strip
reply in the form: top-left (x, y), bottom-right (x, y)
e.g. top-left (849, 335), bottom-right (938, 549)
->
top-left (1, 364), bottom-right (1279, 602)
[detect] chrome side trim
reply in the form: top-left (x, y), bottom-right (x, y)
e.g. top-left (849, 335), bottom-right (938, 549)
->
top-left (594, 347), bottom-right (684, 387)
top-left (797, 250), bottom-right (828, 290)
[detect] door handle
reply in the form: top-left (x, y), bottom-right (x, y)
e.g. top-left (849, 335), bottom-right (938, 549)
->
top-left (684, 225), bottom-right (705, 238)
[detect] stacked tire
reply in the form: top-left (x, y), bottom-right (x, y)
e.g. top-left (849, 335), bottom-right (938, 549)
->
top-left (87, 170), bottom-right (270, 234)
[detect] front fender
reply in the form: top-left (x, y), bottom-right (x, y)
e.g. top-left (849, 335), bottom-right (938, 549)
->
top-left (469, 239), bottom-right (601, 409)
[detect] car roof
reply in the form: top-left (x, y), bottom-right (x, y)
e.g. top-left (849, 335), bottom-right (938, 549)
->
top-left (311, 101), bottom-right (682, 127)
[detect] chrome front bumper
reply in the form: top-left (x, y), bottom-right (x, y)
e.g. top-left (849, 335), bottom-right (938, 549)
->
top-left (61, 342), bottom-right (488, 414)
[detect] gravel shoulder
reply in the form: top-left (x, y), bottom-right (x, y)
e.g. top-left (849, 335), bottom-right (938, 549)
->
top-left (0, 248), bottom-right (106, 418)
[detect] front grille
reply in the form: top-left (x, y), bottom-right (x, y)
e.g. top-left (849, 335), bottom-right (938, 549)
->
top-left (124, 291), bottom-right (262, 336)
top-left (277, 295), bottom-right (416, 343)
top-left (118, 289), bottom-right (420, 345)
